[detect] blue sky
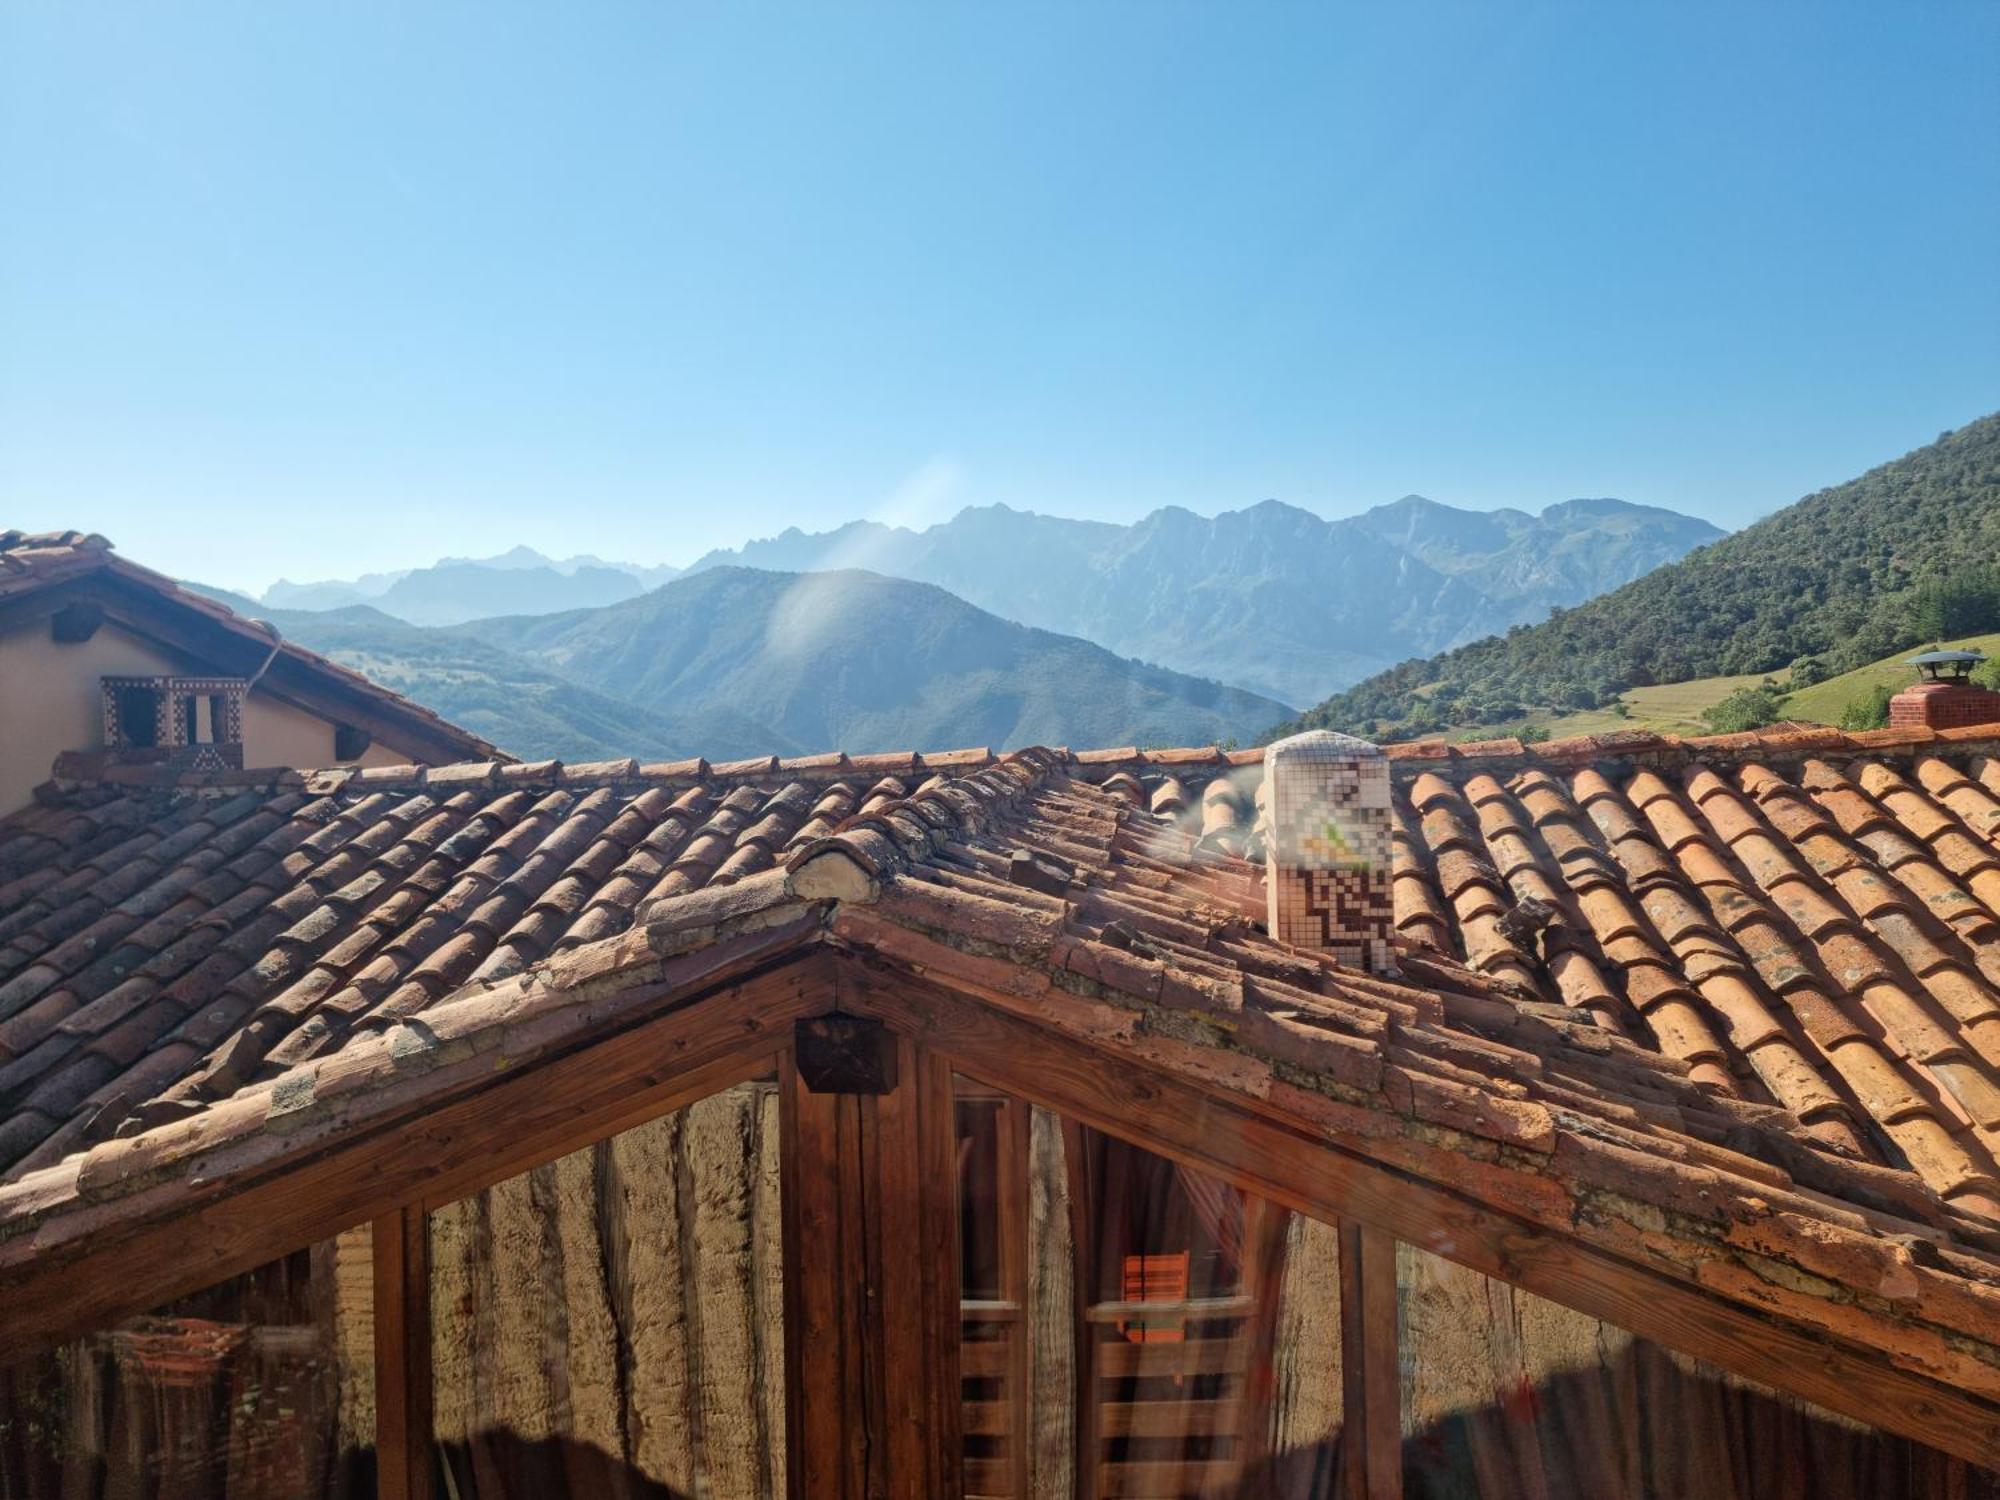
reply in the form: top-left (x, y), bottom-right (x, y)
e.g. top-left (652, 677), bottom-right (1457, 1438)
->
top-left (2, 2), bottom-right (1995, 592)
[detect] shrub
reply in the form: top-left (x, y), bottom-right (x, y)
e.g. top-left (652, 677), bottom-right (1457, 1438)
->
top-left (1701, 686), bottom-right (1785, 734)
top-left (1838, 683), bottom-right (1897, 731)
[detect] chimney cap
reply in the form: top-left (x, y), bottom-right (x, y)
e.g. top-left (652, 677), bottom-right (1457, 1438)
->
top-left (1266, 727), bottom-right (1385, 761)
top-left (1908, 649), bottom-right (1987, 681)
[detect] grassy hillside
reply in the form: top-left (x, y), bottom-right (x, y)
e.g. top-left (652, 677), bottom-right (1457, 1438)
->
top-left (1782, 633), bottom-right (2000, 726)
top-left (1444, 671), bottom-right (1774, 742)
top-left (1288, 413), bottom-right (2000, 740)
top-left (1478, 639), bottom-right (1998, 743)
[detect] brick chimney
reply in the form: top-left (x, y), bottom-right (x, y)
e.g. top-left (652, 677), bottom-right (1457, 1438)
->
top-left (1889, 651), bottom-right (2000, 731)
top-left (1263, 729), bottom-right (1394, 972)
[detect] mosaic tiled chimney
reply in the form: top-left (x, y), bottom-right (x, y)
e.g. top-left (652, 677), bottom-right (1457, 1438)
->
top-left (1263, 729), bottom-right (1394, 972)
top-left (1889, 651), bottom-right (2000, 731)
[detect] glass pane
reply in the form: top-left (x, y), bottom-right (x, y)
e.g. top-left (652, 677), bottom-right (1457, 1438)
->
top-left (0, 1227), bottom-right (378, 1498)
top-left (428, 1077), bottom-right (784, 1498)
top-left (950, 1077), bottom-right (1343, 1498)
top-left (1397, 1241), bottom-right (2000, 1500)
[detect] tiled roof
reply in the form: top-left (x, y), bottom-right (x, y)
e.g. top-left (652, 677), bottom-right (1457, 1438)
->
top-left (0, 529), bottom-right (502, 763)
top-left (7, 728), bottom-right (2000, 1399)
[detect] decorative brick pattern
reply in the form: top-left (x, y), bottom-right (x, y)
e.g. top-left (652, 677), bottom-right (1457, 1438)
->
top-left (99, 675), bottom-right (249, 771)
top-left (1263, 729), bottom-right (1394, 972)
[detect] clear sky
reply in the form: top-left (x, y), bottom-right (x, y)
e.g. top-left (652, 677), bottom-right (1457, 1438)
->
top-left (2, 2), bottom-right (1996, 592)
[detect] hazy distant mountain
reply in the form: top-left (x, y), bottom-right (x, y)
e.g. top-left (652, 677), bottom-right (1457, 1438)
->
top-left (250, 496), bottom-right (1717, 698)
top-left (263, 572), bottom-right (409, 611)
top-left (262, 604), bottom-right (783, 761)
top-left (1350, 495), bottom-right (1726, 615)
top-left (262, 547), bottom-right (681, 624)
top-left (434, 544), bottom-right (684, 590)
top-left (470, 567), bottom-right (1291, 754)
top-left (689, 497), bottom-right (1725, 705)
top-left (366, 561), bottom-right (648, 626)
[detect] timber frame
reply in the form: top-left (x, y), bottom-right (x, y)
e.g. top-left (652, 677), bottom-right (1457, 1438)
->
top-left (5, 935), bottom-right (2000, 1497)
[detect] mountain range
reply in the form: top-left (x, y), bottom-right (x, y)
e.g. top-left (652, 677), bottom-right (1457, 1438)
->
top-left (1290, 412), bottom-right (2000, 739)
top-left (256, 567), bottom-right (1291, 760)
top-left (261, 546), bottom-right (683, 618)
top-left (681, 496), bottom-right (1721, 705)
top-left (247, 495), bottom-right (1722, 705)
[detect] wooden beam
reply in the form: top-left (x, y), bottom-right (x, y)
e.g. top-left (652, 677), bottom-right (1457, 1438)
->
top-left (373, 1206), bottom-right (435, 1500)
top-left (833, 958), bottom-right (2000, 1470)
top-left (1061, 1116), bottom-right (1100, 1500)
top-left (780, 1049), bottom-right (856, 1500)
top-left (334, 723), bottom-right (373, 762)
top-left (876, 1038), bottom-right (961, 1498)
top-left (0, 953), bottom-right (832, 1353)
top-left (50, 601), bottom-right (104, 643)
top-left (795, 1013), bottom-right (899, 1094)
top-left (916, 1045), bottom-right (970, 1498)
top-left (1233, 1196), bottom-right (1290, 1489)
top-left (1339, 1221), bottom-right (1402, 1500)
top-left (780, 1033), bottom-right (962, 1500)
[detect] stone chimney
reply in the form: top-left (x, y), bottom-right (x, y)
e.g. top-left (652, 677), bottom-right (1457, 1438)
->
top-left (1889, 651), bottom-right (2000, 732)
top-left (1263, 729), bottom-right (1394, 972)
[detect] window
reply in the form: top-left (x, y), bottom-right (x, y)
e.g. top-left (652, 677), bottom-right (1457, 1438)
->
top-left (951, 1077), bottom-right (1343, 1499)
top-left (0, 1230), bottom-right (378, 1499)
top-left (110, 682), bottom-right (162, 747)
top-left (1396, 1242), bottom-right (2000, 1500)
top-left (100, 675), bottom-right (247, 765)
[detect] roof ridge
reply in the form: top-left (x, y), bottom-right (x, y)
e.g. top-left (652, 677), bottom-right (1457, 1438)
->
top-left (37, 720), bottom-right (2000, 803)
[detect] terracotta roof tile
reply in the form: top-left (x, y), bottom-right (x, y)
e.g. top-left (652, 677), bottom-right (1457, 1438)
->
top-left (17, 725), bottom-right (2000, 1398)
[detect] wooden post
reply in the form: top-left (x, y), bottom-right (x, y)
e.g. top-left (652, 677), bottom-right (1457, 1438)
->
top-left (1062, 1119), bottom-right (1100, 1500)
top-left (373, 1206), bottom-right (434, 1500)
top-left (781, 1030), bottom-right (962, 1499)
top-left (1339, 1221), bottom-right (1402, 1500)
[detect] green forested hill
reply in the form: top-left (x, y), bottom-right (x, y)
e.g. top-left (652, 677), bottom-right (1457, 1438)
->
top-left (1288, 413), bottom-right (2000, 739)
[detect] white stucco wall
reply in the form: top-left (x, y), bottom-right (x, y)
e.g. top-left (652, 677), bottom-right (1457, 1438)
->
top-left (0, 617), bottom-right (410, 814)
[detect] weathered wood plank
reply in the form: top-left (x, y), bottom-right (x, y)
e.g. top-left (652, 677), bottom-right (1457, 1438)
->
top-left (1026, 1104), bottom-right (1075, 1500)
top-left (780, 1051), bottom-right (850, 1500)
top-left (1095, 1458), bottom-right (1239, 1496)
top-left (1271, 1211), bottom-right (1344, 1496)
top-left (1097, 1398), bottom-right (1239, 1438)
top-left (918, 1047), bottom-right (969, 1499)
top-left (608, 1109), bottom-right (697, 1491)
top-left (1340, 1222), bottom-right (1401, 1500)
top-left (372, 1207), bottom-right (433, 1500)
top-left (875, 1034), bottom-right (937, 1498)
top-left (1097, 1338), bottom-right (1249, 1378)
